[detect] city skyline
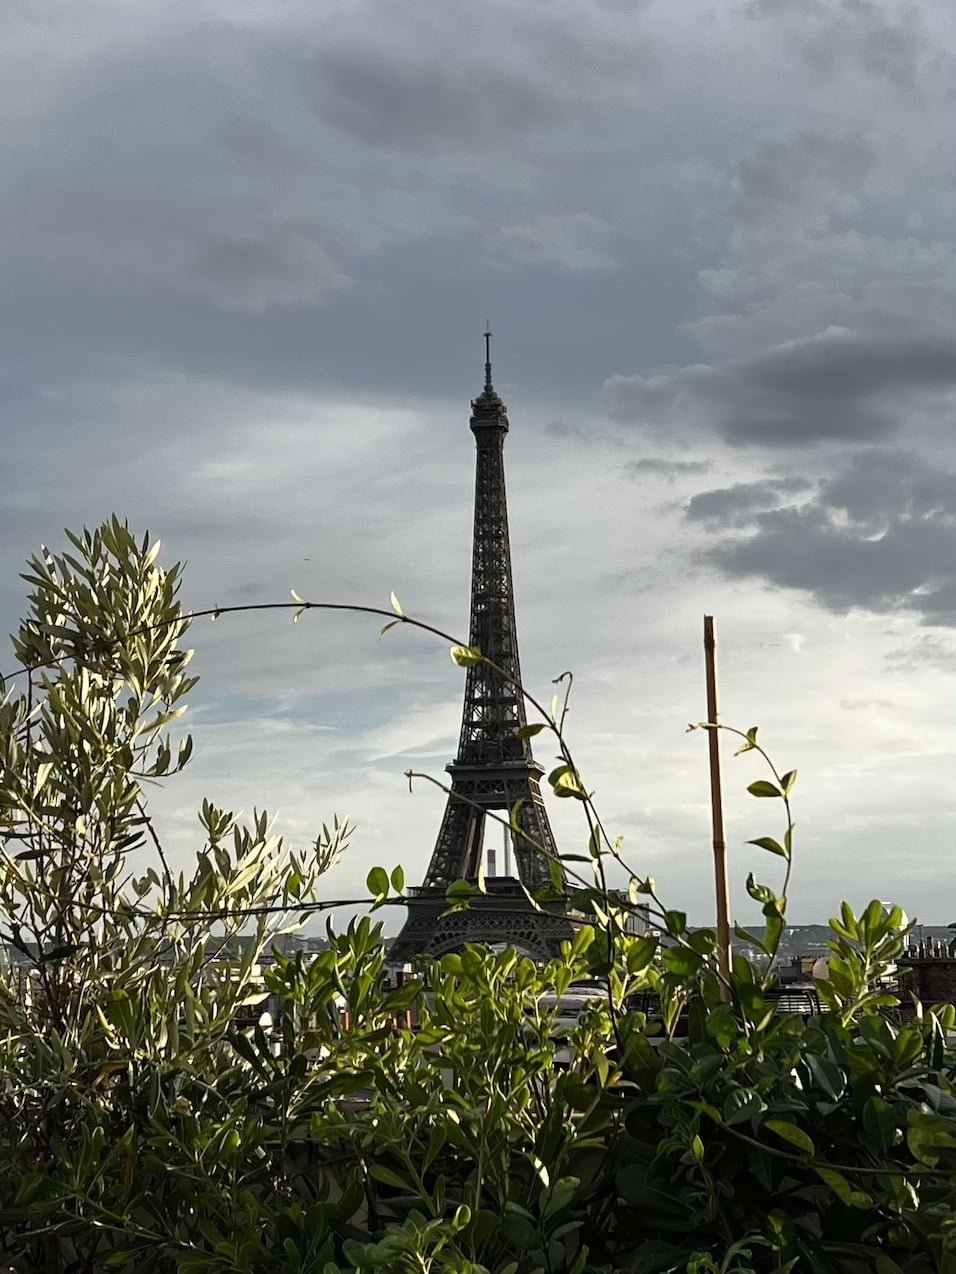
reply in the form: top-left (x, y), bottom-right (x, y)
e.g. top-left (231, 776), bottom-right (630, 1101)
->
top-left (1, 0), bottom-right (954, 926)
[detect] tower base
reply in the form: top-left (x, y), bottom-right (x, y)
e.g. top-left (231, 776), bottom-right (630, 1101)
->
top-left (390, 880), bottom-right (576, 965)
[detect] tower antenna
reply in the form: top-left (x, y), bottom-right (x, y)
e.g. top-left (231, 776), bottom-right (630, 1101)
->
top-left (483, 324), bottom-right (493, 392)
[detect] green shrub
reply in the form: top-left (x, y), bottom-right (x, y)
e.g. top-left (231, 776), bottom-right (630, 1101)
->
top-left (0, 521), bottom-right (953, 1273)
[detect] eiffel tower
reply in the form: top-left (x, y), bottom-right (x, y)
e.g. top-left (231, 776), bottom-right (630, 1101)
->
top-left (390, 334), bottom-right (575, 963)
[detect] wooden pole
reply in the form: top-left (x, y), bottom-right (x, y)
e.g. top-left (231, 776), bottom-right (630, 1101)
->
top-left (704, 616), bottom-right (732, 1002)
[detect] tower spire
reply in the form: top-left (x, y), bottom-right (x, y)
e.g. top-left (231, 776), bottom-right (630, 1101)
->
top-left (483, 324), bottom-right (494, 393)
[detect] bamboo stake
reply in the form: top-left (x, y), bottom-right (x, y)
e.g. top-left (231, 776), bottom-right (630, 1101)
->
top-left (704, 615), bottom-right (732, 1002)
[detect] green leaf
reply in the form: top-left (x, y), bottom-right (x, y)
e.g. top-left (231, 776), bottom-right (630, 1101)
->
top-left (568, 925), bottom-right (595, 958)
top-left (747, 780), bottom-right (782, 798)
top-left (765, 1119), bottom-right (814, 1155)
top-left (368, 1162), bottom-right (410, 1189)
top-left (389, 591), bottom-right (404, 616)
top-left (861, 1094), bottom-right (895, 1154)
top-left (734, 727), bottom-right (759, 756)
top-left (762, 912), bottom-right (784, 954)
top-left (684, 930), bottom-right (714, 957)
top-left (548, 764), bottom-right (587, 800)
top-left (366, 866), bottom-right (389, 899)
top-left (422, 1125), bottom-right (445, 1172)
top-left (664, 909), bottom-right (687, 935)
top-left (805, 1054), bottom-right (845, 1102)
top-left (745, 874), bottom-right (775, 905)
top-left (747, 836), bottom-right (788, 859)
top-left (33, 761), bottom-right (54, 795)
top-left (906, 1110), bottom-right (956, 1165)
top-left (886, 903), bottom-right (905, 932)
top-left (378, 620), bottom-right (399, 638)
top-left (814, 1166), bottom-right (853, 1205)
top-left (451, 1203), bottom-right (472, 1232)
top-left (625, 934), bottom-right (658, 974)
top-left (779, 769), bottom-right (797, 795)
top-left (706, 1004), bottom-right (738, 1049)
top-left (863, 897), bottom-right (885, 934)
top-left (734, 923), bottom-right (768, 955)
top-left (663, 946), bottom-right (701, 977)
top-left (450, 644), bottom-right (482, 666)
top-left (501, 1210), bottom-right (540, 1250)
top-left (102, 1252), bottom-right (140, 1270)
top-left (390, 864), bottom-right (405, 893)
top-left (518, 722), bottom-right (546, 738)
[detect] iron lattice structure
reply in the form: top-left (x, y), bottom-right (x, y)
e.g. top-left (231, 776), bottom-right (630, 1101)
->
top-left (391, 337), bottom-right (574, 963)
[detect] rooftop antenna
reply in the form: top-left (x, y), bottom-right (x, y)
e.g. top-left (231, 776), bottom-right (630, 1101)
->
top-left (483, 323), bottom-right (493, 392)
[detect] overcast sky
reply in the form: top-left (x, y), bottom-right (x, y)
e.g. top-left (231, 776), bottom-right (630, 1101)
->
top-left (2, 0), bottom-right (954, 929)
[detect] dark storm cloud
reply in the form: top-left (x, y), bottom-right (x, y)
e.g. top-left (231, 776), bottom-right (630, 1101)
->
top-left (708, 507), bottom-right (955, 619)
top-left (748, 330), bottom-right (956, 399)
top-left (822, 448), bottom-right (956, 526)
top-left (310, 50), bottom-right (568, 151)
top-left (744, 0), bottom-right (930, 92)
top-left (2, 0), bottom-right (954, 433)
top-left (604, 327), bottom-right (956, 446)
top-left (732, 133), bottom-right (873, 221)
top-left (622, 457), bottom-right (711, 478)
top-left (694, 449), bottom-right (956, 624)
top-left (0, 1), bottom-right (685, 404)
top-left (685, 477), bottom-right (811, 526)
top-left (593, 0), bottom-right (653, 11)
top-left (191, 232), bottom-right (351, 311)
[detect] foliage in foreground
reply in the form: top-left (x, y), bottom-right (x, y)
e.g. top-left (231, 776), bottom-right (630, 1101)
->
top-left (0, 520), bottom-right (955, 1274)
